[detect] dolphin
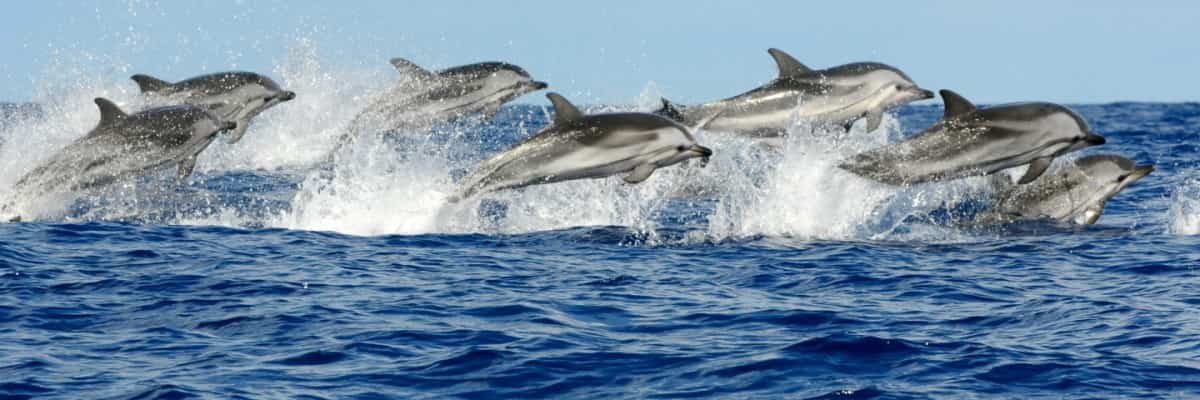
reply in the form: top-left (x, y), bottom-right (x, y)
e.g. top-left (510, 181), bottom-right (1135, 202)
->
top-left (3, 98), bottom-right (234, 218)
top-left (131, 71), bottom-right (296, 143)
top-left (655, 48), bottom-right (933, 137)
top-left (838, 89), bottom-right (1107, 186)
top-left (448, 92), bottom-right (714, 203)
top-left (981, 155), bottom-right (1153, 225)
top-left (344, 58), bottom-right (547, 135)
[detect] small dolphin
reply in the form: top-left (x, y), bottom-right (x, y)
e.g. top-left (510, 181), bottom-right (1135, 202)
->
top-left (655, 48), bottom-right (933, 137)
top-left (345, 58), bottom-right (547, 133)
top-left (982, 155), bottom-right (1153, 225)
top-left (5, 98), bottom-right (233, 213)
top-left (838, 89), bottom-right (1107, 186)
top-left (448, 92), bottom-right (714, 203)
top-left (131, 71), bottom-right (295, 143)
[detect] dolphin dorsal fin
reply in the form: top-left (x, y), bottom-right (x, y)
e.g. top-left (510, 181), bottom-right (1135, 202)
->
top-left (130, 74), bottom-right (171, 93)
top-left (767, 48), bottom-right (813, 78)
top-left (656, 98), bottom-right (686, 123)
top-left (939, 89), bottom-right (976, 119)
top-left (389, 57), bottom-right (436, 80)
top-left (94, 98), bottom-right (127, 127)
top-left (546, 92), bottom-right (583, 125)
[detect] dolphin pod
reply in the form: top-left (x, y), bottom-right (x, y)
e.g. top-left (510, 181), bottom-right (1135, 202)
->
top-left (0, 48), bottom-right (1155, 226)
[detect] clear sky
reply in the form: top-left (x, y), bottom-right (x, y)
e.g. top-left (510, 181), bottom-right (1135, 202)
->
top-left (2, 1), bottom-right (1197, 104)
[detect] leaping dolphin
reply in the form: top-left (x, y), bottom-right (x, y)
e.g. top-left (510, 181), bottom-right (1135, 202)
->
top-left (448, 92), bottom-right (714, 203)
top-left (131, 71), bottom-right (296, 143)
top-left (838, 89), bottom-right (1107, 186)
top-left (981, 155), bottom-right (1153, 225)
top-left (655, 48), bottom-right (933, 137)
top-left (342, 58), bottom-right (547, 139)
top-left (2, 98), bottom-right (234, 220)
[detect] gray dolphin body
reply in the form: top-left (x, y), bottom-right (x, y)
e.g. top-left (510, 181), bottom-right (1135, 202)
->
top-left (656, 48), bottom-right (932, 138)
top-left (131, 71), bottom-right (295, 143)
top-left (981, 155), bottom-right (1153, 225)
top-left (448, 92), bottom-right (713, 203)
top-left (838, 90), bottom-right (1107, 186)
top-left (344, 58), bottom-right (547, 136)
top-left (5, 99), bottom-right (233, 211)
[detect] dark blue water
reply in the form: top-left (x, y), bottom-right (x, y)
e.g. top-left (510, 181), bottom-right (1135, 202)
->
top-left (3, 103), bottom-right (1200, 399)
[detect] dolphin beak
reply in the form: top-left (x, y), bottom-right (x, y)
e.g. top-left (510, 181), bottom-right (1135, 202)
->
top-left (915, 88), bottom-right (935, 100)
top-left (529, 81), bottom-right (549, 91)
top-left (689, 144), bottom-right (714, 158)
top-left (278, 91), bottom-right (297, 101)
top-left (1129, 164), bottom-right (1154, 181)
top-left (1084, 133), bottom-right (1106, 145)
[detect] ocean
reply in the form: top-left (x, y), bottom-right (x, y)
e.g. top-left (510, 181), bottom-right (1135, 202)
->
top-left (2, 50), bottom-right (1200, 399)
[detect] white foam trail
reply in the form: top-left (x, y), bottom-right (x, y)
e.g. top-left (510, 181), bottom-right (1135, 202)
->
top-left (1168, 179), bottom-right (1200, 235)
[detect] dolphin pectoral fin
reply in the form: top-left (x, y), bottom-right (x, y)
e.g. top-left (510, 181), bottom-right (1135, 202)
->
top-left (1080, 205), bottom-right (1104, 225)
top-left (1017, 157), bottom-right (1053, 184)
top-left (225, 121), bottom-right (250, 144)
top-left (624, 164), bottom-right (657, 184)
top-left (865, 110), bottom-right (883, 132)
top-left (176, 155), bottom-right (197, 183)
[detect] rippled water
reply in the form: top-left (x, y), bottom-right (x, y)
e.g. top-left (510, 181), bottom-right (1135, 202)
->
top-left (2, 46), bottom-right (1200, 398)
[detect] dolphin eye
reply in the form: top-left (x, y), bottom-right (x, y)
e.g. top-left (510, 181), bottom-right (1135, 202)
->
top-left (1117, 174), bottom-right (1129, 182)
top-left (894, 84), bottom-right (903, 90)
top-left (676, 145), bottom-right (688, 151)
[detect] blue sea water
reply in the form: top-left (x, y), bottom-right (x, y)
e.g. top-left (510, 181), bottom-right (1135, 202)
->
top-left (2, 71), bottom-right (1200, 399)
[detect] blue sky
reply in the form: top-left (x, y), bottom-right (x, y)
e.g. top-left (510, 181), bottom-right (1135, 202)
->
top-left (2, 1), bottom-right (1197, 104)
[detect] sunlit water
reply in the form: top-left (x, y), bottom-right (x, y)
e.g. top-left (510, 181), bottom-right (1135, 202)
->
top-left (2, 42), bottom-right (1200, 399)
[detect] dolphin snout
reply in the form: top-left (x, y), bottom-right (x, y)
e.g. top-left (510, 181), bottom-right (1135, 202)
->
top-left (689, 144), bottom-right (714, 157)
top-left (278, 91), bottom-right (297, 101)
top-left (1084, 133), bottom-right (1106, 145)
top-left (529, 81), bottom-right (549, 90)
top-left (916, 88), bottom-right (935, 100)
top-left (1130, 164), bottom-right (1155, 180)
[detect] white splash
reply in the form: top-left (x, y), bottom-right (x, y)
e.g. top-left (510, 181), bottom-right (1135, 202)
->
top-left (1168, 179), bottom-right (1200, 235)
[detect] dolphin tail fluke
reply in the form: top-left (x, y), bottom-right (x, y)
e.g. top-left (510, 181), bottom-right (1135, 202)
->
top-left (130, 74), bottom-right (171, 93)
top-left (655, 98), bottom-right (686, 123)
top-left (1017, 157), bottom-right (1053, 184)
